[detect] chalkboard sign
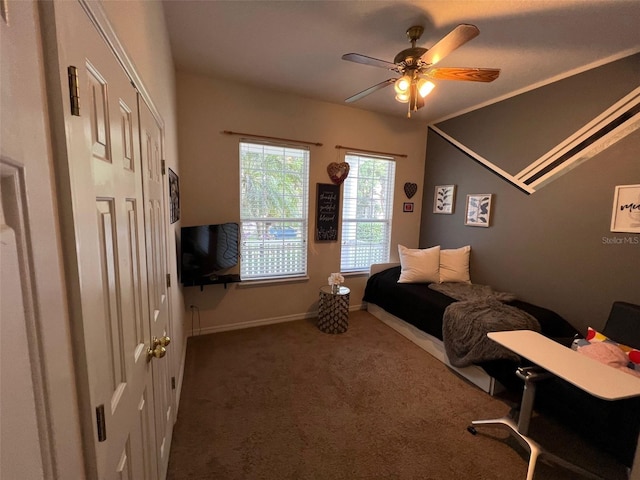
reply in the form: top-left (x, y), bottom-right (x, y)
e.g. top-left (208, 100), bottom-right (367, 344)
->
top-left (316, 183), bottom-right (340, 241)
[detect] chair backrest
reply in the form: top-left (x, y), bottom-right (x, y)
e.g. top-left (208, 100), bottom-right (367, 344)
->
top-left (602, 301), bottom-right (640, 349)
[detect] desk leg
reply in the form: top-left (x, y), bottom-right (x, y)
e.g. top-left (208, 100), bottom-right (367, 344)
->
top-left (517, 369), bottom-right (538, 435)
top-left (468, 367), bottom-right (605, 480)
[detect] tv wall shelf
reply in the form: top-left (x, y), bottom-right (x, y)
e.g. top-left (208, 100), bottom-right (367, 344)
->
top-left (209, 274), bottom-right (241, 288)
top-left (184, 274), bottom-right (241, 291)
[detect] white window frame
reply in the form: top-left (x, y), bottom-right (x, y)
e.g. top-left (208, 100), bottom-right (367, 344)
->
top-left (340, 152), bottom-right (396, 273)
top-left (239, 141), bottom-right (309, 280)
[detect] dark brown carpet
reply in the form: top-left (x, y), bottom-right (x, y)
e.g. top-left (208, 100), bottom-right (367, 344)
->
top-left (167, 310), bottom-right (626, 479)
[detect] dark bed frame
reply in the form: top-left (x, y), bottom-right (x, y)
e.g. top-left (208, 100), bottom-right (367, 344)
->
top-left (363, 263), bottom-right (577, 393)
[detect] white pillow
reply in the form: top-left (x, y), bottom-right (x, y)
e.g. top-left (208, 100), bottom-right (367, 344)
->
top-left (397, 244), bottom-right (440, 283)
top-left (439, 245), bottom-right (471, 283)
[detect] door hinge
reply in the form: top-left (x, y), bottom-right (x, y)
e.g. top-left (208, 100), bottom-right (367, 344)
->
top-left (171, 376), bottom-right (176, 390)
top-left (161, 159), bottom-right (166, 175)
top-left (96, 404), bottom-right (107, 442)
top-left (166, 273), bottom-right (171, 288)
top-left (67, 66), bottom-right (80, 116)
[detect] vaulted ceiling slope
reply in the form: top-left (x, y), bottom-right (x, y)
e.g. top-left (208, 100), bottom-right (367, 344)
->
top-left (163, 0), bottom-right (640, 124)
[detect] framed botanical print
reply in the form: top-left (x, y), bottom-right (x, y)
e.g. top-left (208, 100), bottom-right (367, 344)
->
top-left (433, 185), bottom-right (455, 214)
top-left (464, 194), bottom-right (492, 227)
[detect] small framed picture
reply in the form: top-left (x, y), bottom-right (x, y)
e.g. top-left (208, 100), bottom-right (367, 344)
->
top-left (403, 202), bottom-right (414, 213)
top-left (433, 185), bottom-right (456, 214)
top-left (610, 184), bottom-right (640, 233)
top-left (464, 194), bottom-right (493, 227)
top-left (168, 168), bottom-right (180, 224)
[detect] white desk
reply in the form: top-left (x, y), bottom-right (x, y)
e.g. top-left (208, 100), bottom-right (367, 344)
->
top-left (469, 330), bottom-right (640, 480)
top-left (490, 330), bottom-right (640, 400)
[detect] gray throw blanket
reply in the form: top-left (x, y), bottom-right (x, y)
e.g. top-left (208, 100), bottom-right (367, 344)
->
top-left (429, 283), bottom-right (541, 367)
top-left (428, 282), bottom-right (517, 303)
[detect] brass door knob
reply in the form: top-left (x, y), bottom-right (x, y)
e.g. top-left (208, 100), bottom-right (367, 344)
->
top-left (147, 344), bottom-right (166, 361)
top-left (151, 335), bottom-right (171, 348)
top-left (147, 335), bottom-right (170, 362)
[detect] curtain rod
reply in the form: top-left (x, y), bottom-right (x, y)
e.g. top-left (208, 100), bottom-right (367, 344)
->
top-left (335, 145), bottom-right (407, 158)
top-left (222, 130), bottom-right (323, 147)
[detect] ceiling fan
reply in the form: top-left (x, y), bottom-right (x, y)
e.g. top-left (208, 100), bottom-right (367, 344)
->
top-left (342, 24), bottom-right (500, 118)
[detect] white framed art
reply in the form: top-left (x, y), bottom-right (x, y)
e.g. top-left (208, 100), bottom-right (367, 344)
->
top-left (433, 185), bottom-right (456, 214)
top-left (610, 184), bottom-right (640, 233)
top-left (464, 194), bottom-right (493, 227)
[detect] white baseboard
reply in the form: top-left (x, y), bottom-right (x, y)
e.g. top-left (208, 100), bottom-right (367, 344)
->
top-left (366, 303), bottom-right (503, 395)
top-left (188, 303), bottom-right (364, 337)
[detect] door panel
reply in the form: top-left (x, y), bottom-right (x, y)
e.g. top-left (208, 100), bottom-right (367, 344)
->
top-left (139, 98), bottom-right (174, 478)
top-left (87, 63), bottom-right (110, 162)
top-left (51, 2), bottom-right (159, 478)
top-left (96, 199), bottom-right (121, 396)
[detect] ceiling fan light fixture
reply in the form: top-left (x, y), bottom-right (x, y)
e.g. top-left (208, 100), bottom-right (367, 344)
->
top-left (395, 92), bottom-right (410, 103)
top-left (417, 79), bottom-right (435, 97)
top-left (394, 75), bottom-right (411, 94)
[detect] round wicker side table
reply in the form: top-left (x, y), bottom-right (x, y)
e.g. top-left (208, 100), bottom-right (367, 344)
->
top-left (317, 285), bottom-right (350, 334)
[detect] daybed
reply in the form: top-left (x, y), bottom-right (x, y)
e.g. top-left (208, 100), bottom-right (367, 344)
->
top-left (363, 262), bottom-right (578, 394)
top-left (364, 258), bottom-right (640, 469)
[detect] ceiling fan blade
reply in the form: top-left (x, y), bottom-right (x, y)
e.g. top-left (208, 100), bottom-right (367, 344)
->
top-left (345, 78), bottom-right (396, 103)
top-left (421, 24), bottom-right (480, 66)
top-left (427, 67), bottom-right (500, 82)
top-left (342, 53), bottom-right (400, 72)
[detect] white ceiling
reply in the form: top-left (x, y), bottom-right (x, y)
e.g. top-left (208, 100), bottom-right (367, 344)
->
top-left (162, 0), bottom-right (640, 124)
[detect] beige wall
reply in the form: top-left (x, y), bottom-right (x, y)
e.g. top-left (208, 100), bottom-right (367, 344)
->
top-left (176, 71), bottom-right (427, 331)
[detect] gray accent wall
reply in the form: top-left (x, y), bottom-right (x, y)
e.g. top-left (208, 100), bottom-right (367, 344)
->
top-left (420, 54), bottom-right (640, 332)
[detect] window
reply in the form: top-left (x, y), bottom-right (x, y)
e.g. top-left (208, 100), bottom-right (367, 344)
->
top-left (239, 141), bottom-right (309, 280)
top-left (340, 153), bottom-right (396, 272)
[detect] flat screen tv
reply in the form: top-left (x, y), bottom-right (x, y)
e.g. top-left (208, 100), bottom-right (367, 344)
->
top-left (180, 223), bottom-right (239, 286)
